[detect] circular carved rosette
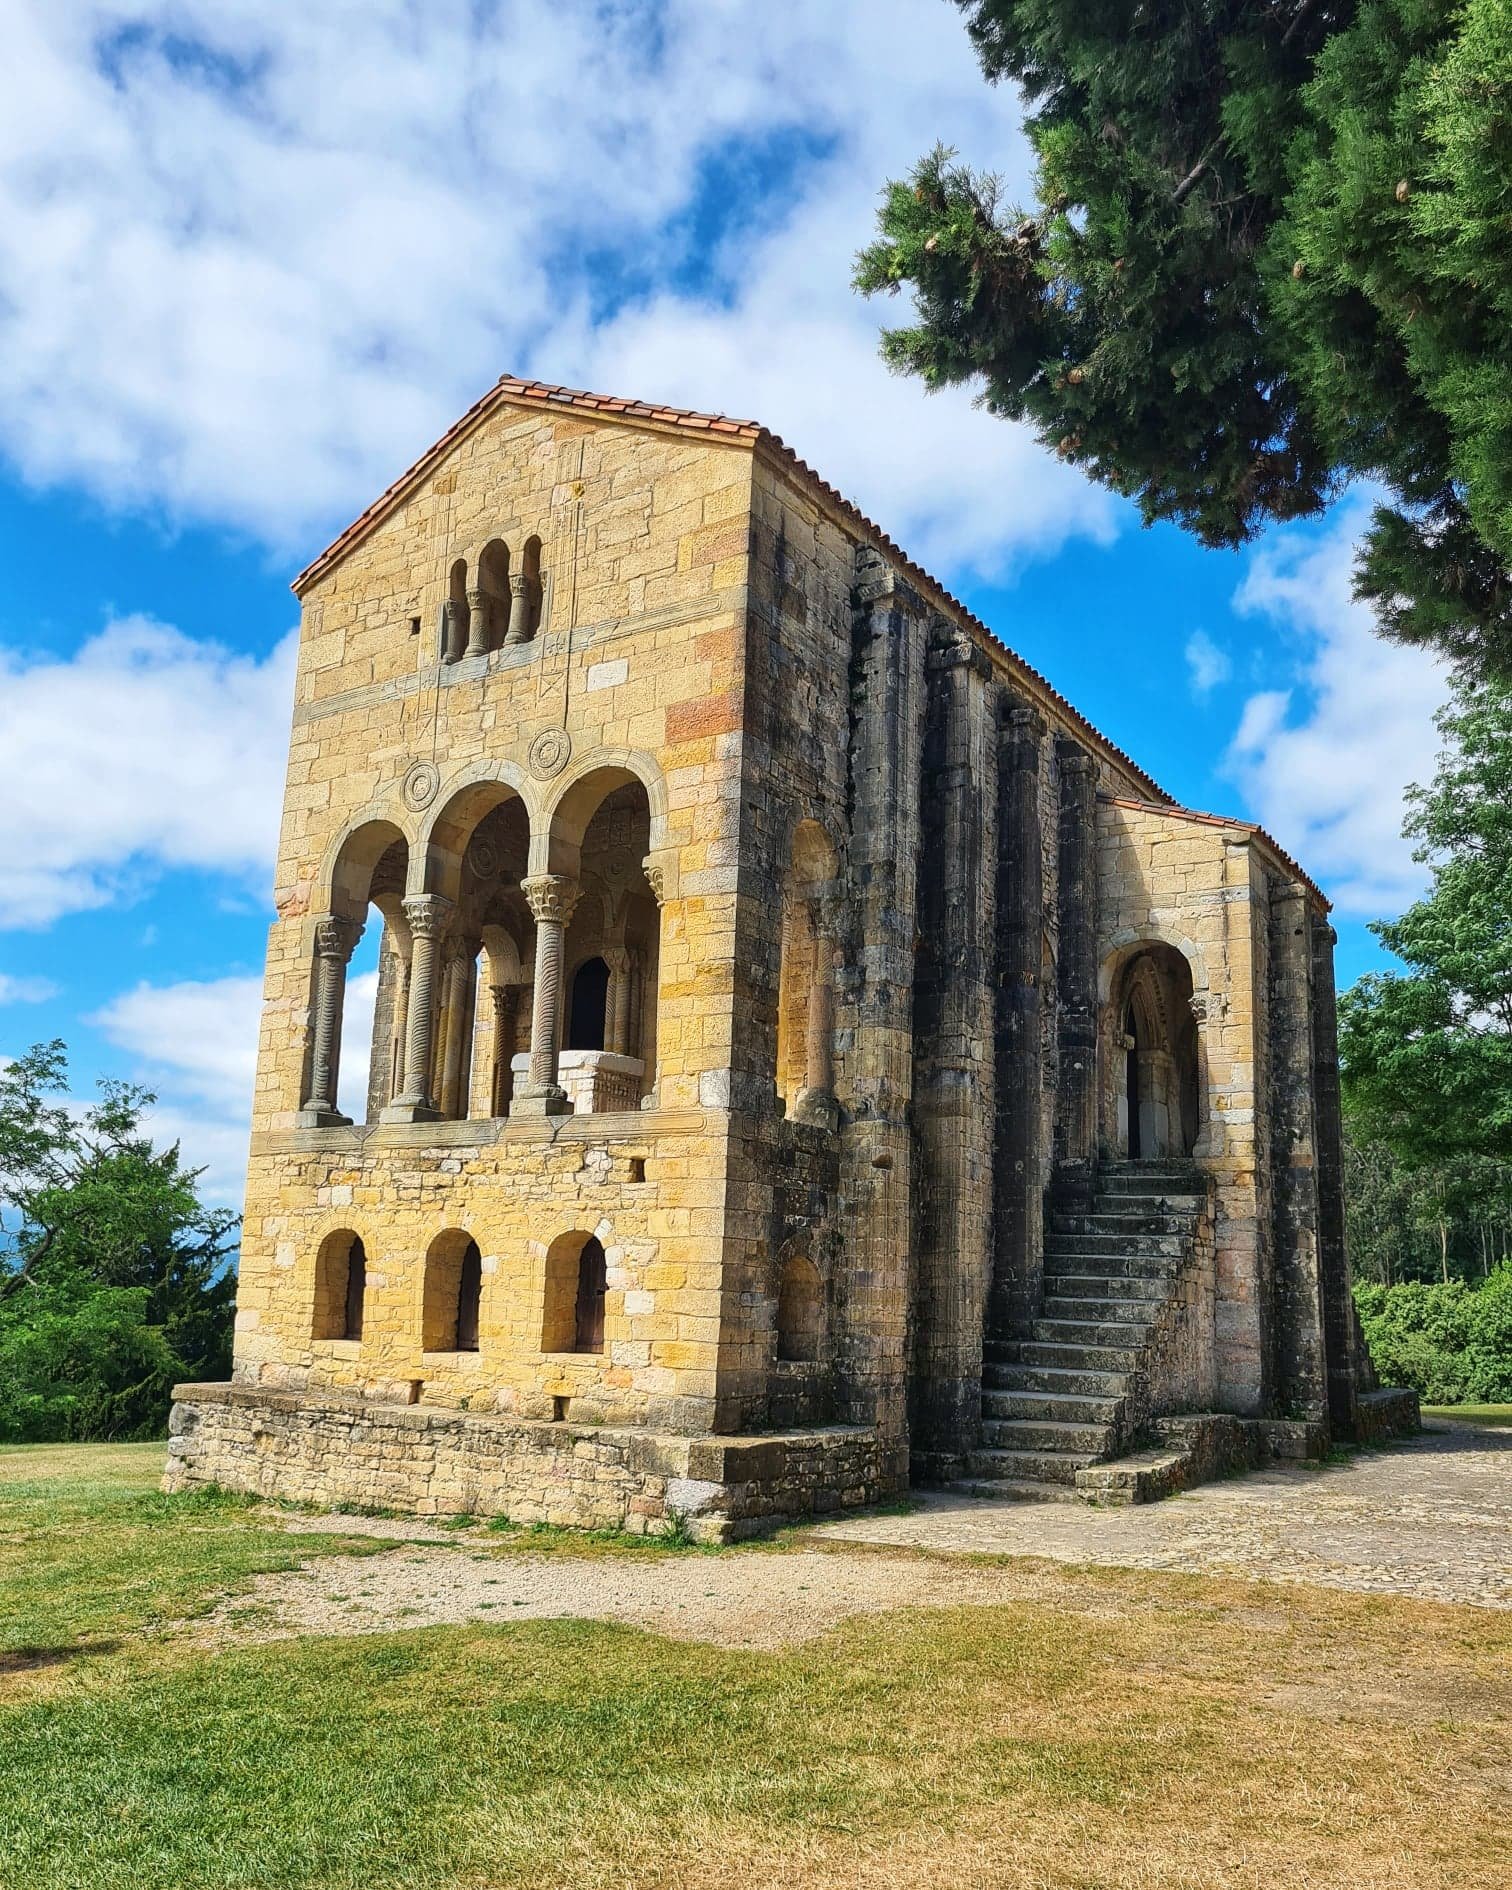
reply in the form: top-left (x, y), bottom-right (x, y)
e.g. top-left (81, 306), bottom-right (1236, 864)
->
top-left (528, 728), bottom-right (572, 781)
top-left (401, 760), bottom-right (440, 811)
top-left (467, 837), bottom-right (500, 881)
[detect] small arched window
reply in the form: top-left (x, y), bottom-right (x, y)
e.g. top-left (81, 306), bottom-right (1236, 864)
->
top-left (423, 1230), bottom-right (484, 1353)
top-left (776, 1252), bottom-right (823, 1363)
top-left (456, 1240), bottom-right (482, 1352)
top-left (568, 956), bottom-right (610, 1051)
top-left (314, 1231), bottom-right (366, 1342)
top-left (541, 1232), bottom-right (607, 1354)
top-left (445, 558), bottom-right (470, 662)
top-left (522, 536), bottom-right (544, 638)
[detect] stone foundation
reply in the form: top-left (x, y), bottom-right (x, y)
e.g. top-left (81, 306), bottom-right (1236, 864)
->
top-left (165, 1383), bottom-right (902, 1543)
top-left (1355, 1386), bottom-right (1421, 1445)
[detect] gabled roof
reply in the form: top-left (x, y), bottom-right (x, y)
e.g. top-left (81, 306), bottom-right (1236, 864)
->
top-left (293, 374), bottom-right (1173, 795)
top-left (1102, 795), bottom-right (1329, 912)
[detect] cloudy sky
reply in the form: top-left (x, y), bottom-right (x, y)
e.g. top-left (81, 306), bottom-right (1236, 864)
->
top-left (0, 0), bottom-right (1447, 1205)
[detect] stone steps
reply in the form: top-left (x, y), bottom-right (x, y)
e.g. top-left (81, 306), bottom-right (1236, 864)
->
top-left (1045, 1272), bottom-right (1169, 1303)
top-left (982, 1387), bottom-right (1124, 1425)
top-left (984, 1361), bottom-right (1132, 1398)
top-left (966, 1444), bottom-right (1103, 1486)
top-left (941, 1163), bottom-right (1208, 1504)
top-left (979, 1417), bottom-right (1113, 1453)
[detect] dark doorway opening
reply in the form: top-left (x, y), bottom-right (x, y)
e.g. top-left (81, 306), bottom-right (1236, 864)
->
top-left (568, 956), bottom-right (609, 1051)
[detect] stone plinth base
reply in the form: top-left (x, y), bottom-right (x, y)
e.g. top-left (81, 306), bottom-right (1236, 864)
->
top-left (164, 1383), bottom-right (902, 1544)
top-left (1355, 1386), bottom-right (1421, 1444)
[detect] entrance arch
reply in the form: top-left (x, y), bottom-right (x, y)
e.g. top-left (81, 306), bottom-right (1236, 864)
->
top-left (1104, 942), bottom-right (1200, 1160)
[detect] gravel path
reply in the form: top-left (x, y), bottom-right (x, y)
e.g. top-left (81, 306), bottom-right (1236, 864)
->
top-left (183, 1417), bottom-right (1509, 1652)
top-left (813, 1417), bottom-right (1512, 1608)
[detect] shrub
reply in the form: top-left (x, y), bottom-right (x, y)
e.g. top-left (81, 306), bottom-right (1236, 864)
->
top-left (1355, 1265), bottom-right (1512, 1404)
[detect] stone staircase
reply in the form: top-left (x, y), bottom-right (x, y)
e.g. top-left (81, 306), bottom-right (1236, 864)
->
top-left (956, 1161), bottom-right (1208, 1502)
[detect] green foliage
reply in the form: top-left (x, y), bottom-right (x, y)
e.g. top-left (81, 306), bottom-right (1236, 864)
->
top-left (1339, 677), bottom-right (1512, 1169)
top-left (857, 0), bottom-right (1512, 677)
top-left (0, 1041), bottom-right (237, 1442)
top-left (1354, 1265), bottom-right (1512, 1401)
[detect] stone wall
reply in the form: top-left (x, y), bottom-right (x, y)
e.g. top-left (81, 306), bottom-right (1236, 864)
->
top-left (166, 1382), bottom-right (901, 1544)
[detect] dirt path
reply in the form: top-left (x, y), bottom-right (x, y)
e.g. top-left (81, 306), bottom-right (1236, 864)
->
top-left (180, 1418), bottom-right (1509, 1652)
top-left (813, 1417), bottom-right (1512, 1608)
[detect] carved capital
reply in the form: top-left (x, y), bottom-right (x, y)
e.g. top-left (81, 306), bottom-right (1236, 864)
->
top-left (314, 915), bottom-right (363, 962)
top-left (521, 873), bottom-right (580, 927)
top-left (508, 572), bottom-right (529, 600)
top-left (641, 853), bottom-right (671, 905)
top-left (1190, 989), bottom-right (1227, 1025)
top-left (603, 945), bottom-right (632, 976)
top-left (401, 893), bottom-right (453, 942)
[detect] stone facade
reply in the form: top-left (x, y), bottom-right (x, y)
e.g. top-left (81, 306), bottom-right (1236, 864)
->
top-left (166, 378), bottom-right (1404, 1529)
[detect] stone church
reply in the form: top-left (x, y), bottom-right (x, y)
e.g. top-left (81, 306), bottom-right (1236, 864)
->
top-left (166, 378), bottom-right (1412, 1536)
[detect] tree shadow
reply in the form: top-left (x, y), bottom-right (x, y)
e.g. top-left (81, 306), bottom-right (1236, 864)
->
top-left (0, 1639), bottom-right (123, 1675)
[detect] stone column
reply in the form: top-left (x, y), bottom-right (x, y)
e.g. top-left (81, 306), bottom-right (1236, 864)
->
top-left (299, 916), bottom-right (363, 1126)
top-left (381, 894), bottom-right (451, 1123)
top-left (1311, 918), bottom-right (1361, 1441)
top-left (1054, 740), bottom-right (1099, 1190)
top-left (1270, 879), bottom-right (1327, 1424)
top-left (438, 946), bottom-right (474, 1118)
top-left (505, 572), bottom-right (530, 646)
top-left (992, 696), bottom-right (1046, 1337)
top-left (489, 984), bottom-right (518, 1117)
top-left (605, 946), bottom-right (633, 1055)
top-left (515, 874), bottom-right (580, 1115)
top-left (638, 854), bottom-right (671, 1107)
top-left (465, 587), bottom-right (491, 658)
top-left (794, 895), bottom-right (838, 1126)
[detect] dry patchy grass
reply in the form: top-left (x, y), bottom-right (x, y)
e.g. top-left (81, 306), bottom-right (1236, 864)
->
top-left (0, 1444), bottom-right (1506, 1890)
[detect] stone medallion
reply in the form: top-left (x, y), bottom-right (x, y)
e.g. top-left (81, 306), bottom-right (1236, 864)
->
top-left (528, 727), bottom-right (572, 780)
top-left (401, 760), bottom-right (440, 811)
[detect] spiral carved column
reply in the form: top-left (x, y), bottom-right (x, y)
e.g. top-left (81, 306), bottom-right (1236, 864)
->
top-left (381, 894), bottom-right (451, 1122)
top-left (505, 572), bottom-right (530, 646)
top-left (515, 874), bottom-right (580, 1116)
top-left (465, 587), bottom-right (490, 658)
top-left (300, 915), bottom-right (363, 1125)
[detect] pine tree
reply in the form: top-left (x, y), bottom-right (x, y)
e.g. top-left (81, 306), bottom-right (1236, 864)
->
top-left (855, 1), bottom-right (1512, 677)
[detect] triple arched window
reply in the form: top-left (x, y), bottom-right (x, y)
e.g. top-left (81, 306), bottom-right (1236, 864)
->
top-left (442, 535), bottom-right (544, 661)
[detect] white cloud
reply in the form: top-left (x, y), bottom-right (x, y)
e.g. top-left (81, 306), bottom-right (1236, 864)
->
top-left (1184, 629), bottom-right (1232, 697)
top-left (0, 974), bottom-right (59, 1004)
top-left (88, 963), bottom-right (378, 1207)
top-left (90, 972), bottom-right (262, 1204)
top-left (1226, 508), bottom-right (1451, 916)
top-left (0, 0), bottom-right (1114, 576)
top-left (0, 618), bottom-right (295, 927)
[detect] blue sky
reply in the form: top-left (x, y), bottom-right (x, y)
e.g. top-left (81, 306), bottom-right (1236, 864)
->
top-left (0, 1), bottom-right (1448, 1205)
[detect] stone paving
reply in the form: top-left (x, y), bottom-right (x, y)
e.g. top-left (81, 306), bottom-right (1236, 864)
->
top-left (808, 1416), bottom-right (1512, 1608)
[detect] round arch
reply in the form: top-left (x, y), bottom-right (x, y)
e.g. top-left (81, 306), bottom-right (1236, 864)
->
top-left (317, 812), bottom-right (416, 923)
top-left (535, 749), bottom-right (669, 877)
top-left (1099, 937), bottom-right (1207, 1161)
top-left (415, 761), bottom-right (535, 900)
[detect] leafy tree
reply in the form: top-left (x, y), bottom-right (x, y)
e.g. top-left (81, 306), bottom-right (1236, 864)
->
top-left (855, 0), bottom-right (1512, 677)
top-left (0, 1041), bottom-right (237, 1441)
top-left (1339, 676), bottom-right (1512, 1168)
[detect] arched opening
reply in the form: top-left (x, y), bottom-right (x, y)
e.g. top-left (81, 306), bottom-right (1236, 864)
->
top-left (420, 784), bottom-right (532, 1119)
top-left (568, 956), bottom-right (610, 1051)
top-left (1108, 943), bottom-right (1200, 1160)
top-left (776, 819), bottom-right (839, 1117)
top-left (549, 772), bottom-right (659, 1112)
top-left (308, 822), bottom-right (411, 1126)
top-left (476, 538), bottom-right (511, 652)
top-left (776, 1253), bottom-right (823, 1363)
top-left (521, 535), bottom-right (543, 639)
top-left (445, 558), bottom-right (470, 663)
top-left (423, 1230), bottom-right (483, 1353)
top-left (313, 1231), bottom-right (366, 1342)
top-left (541, 1232), bottom-right (608, 1354)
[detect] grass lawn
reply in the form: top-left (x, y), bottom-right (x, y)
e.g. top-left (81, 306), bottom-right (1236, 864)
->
top-left (1424, 1403), bottom-right (1512, 1428)
top-left (0, 1445), bottom-right (1508, 1889)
